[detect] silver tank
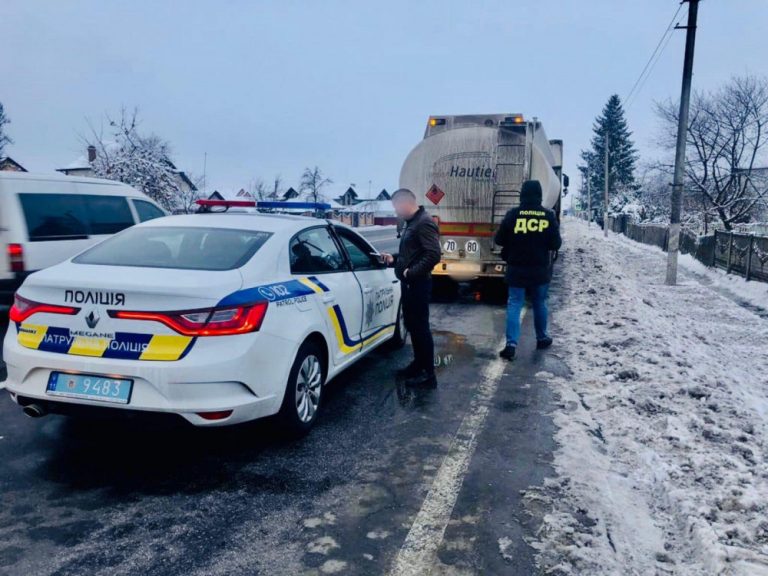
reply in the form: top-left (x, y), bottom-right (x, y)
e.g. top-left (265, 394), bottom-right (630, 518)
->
top-left (399, 114), bottom-right (562, 280)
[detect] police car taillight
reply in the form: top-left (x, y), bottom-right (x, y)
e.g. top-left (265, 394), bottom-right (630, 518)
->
top-left (109, 302), bottom-right (269, 337)
top-left (9, 294), bottom-right (79, 323)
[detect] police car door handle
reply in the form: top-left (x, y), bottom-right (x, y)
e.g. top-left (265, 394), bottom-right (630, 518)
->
top-left (322, 294), bottom-right (336, 304)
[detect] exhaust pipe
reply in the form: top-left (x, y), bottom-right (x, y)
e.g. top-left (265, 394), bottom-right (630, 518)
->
top-left (22, 404), bottom-right (47, 419)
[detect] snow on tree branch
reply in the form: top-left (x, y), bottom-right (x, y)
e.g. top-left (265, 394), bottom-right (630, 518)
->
top-left (85, 108), bottom-right (186, 211)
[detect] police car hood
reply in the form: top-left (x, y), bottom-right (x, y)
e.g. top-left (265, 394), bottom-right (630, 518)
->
top-left (19, 260), bottom-right (244, 311)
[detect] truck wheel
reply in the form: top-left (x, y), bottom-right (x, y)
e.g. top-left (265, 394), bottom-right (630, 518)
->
top-left (279, 341), bottom-right (325, 436)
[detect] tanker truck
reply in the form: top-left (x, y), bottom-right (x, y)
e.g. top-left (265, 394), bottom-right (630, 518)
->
top-left (399, 113), bottom-right (566, 281)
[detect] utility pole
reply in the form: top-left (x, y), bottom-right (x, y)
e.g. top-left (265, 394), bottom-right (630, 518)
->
top-left (587, 169), bottom-right (592, 227)
top-left (666, 0), bottom-right (700, 285)
top-left (603, 132), bottom-right (609, 237)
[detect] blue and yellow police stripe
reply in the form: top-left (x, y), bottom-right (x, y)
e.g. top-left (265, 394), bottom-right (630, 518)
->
top-left (19, 275), bottom-right (391, 361)
top-left (327, 305), bottom-right (396, 355)
top-left (217, 277), bottom-right (329, 307)
top-left (219, 278), bottom-right (394, 355)
top-left (16, 323), bottom-right (194, 361)
top-left (298, 276), bottom-right (330, 294)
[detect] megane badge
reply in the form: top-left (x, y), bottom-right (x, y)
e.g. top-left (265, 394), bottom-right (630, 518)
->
top-left (85, 310), bottom-right (100, 329)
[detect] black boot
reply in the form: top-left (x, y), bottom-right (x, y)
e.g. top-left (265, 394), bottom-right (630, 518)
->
top-left (499, 345), bottom-right (516, 361)
top-left (405, 369), bottom-right (437, 388)
top-left (536, 337), bottom-right (553, 350)
top-left (396, 361), bottom-right (421, 378)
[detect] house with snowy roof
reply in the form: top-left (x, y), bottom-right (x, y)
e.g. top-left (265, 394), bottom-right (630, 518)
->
top-left (335, 186), bottom-right (359, 206)
top-left (334, 187), bottom-right (391, 206)
top-left (0, 156), bottom-right (26, 172)
top-left (329, 187), bottom-right (396, 226)
top-left (57, 145), bottom-right (197, 196)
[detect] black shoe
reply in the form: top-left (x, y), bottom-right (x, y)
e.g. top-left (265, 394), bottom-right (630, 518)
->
top-left (499, 345), bottom-right (516, 361)
top-left (536, 337), bottom-right (553, 350)
top-left (396, 361), bottom-right (421, 378)
top-left (405, 370), bottom-right (437, 388)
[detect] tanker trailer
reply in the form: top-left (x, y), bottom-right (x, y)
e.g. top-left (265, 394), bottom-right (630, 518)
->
top-left (399, 113), bottom-right (564, 281)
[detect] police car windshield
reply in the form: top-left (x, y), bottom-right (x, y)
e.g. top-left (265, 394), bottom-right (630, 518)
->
top-left (73, 226), bottom-right (272, 271)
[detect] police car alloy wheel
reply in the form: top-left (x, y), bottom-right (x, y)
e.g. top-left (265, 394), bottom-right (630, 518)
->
top-left (296, 354), bottom-right (322, 423)
top-left (280, 341), bottom-right (325, 434)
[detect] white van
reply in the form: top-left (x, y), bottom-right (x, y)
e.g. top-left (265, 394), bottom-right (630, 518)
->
top-left (0, 172), bottom-right (166, 308)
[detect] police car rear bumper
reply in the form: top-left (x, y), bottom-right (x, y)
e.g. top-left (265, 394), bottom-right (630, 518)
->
top-left (2, 330), bottom-right (298, 427)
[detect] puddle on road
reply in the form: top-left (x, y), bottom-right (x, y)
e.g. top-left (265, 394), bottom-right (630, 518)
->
top-left (380, 329), bottom-right (486, 415)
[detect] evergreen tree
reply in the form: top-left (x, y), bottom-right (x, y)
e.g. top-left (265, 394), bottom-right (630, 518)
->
top-left (579, 95), bottom-right (639, 220)
top-left (0, 102), bottom-right (12, 157)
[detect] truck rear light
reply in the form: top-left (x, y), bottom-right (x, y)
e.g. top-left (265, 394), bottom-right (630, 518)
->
top-left (109, 301), bottom-right (269, 336)
top-left (9, 294), bottom-right (79, 323)
top-left (7, 244), bottom-right (24, 273)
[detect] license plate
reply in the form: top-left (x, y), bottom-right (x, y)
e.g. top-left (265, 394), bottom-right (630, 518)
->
top-left (46, 372), bottom-right (133, 404)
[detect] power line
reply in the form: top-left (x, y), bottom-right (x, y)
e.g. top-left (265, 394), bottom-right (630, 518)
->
top-left (626, 20), bottom-right (679, 110)
top-left (624, 2), bottom-right (686, 110)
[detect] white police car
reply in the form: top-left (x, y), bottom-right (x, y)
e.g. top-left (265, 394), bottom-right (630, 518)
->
top-left (2, 204), bottom-right (405, 433)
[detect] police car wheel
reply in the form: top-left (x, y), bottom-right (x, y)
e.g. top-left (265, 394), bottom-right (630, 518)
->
top-left (388, 301), bottom-right (408, 349)
top-left (279, 341), bottom-right (325, 435)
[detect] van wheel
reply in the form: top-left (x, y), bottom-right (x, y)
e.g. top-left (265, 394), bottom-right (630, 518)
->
top-left (388, 301), bottom-right (408, 349)
top-left (279, 341), bottom-right (325, 436)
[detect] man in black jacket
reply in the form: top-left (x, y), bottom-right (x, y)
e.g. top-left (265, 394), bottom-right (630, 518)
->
top-left (494, 180), bottom-right (562, 361)
top-left (381, 188), bottom-right (441, 387)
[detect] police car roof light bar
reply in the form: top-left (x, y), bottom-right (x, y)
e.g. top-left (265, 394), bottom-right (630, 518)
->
top-left (195, 199), bottom-right (332, 212)
top-left (196, 199), bottom-right (256, 208)
top-left (256, 201), bottom-right (332, 211)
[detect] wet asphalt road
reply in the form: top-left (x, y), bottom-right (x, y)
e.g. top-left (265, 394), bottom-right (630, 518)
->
top-left (0, 260), bottom-right (568, 575)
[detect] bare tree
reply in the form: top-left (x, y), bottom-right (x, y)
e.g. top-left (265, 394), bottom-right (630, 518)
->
top-left (655, 75), bottom-right (768, 230)
top-left (632, 163), bottom-right (673, 223)
top-left (85, 108), bottom-right (185, 211)
top-left (271, 174), bottom-right (283, 200)
top-left (299, 166), bottom-right (332, 203)
top-left (0, 102), bottom-right (11, 156)
top-left (177, 173), bottom-right (205, 213)
top-left (247, 178), bottom-right (270, 200)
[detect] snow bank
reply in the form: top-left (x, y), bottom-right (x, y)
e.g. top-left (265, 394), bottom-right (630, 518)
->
top-left (528, 219), bottom-right (768, 575)
top-left (607, 228), bottom-right (768, 316)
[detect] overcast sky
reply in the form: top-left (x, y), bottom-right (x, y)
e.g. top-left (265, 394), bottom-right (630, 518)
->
top-left (2, 0), bottom-right (767, 199)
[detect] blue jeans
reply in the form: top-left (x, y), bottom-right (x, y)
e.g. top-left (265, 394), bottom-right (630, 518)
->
top-left (505, 284), bottom-right (550, 347)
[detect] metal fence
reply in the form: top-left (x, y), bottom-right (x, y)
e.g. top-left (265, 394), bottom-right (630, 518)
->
top-left (606, 215), bottom-right (768, 283)
top-left (714, 230), bottom-right (768, 282)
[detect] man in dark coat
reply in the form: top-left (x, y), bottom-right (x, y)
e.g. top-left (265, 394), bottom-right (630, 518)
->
top-left (381, 188), bottom-right (441, 387)
top-left (494, 179), bottom-right (562, 360)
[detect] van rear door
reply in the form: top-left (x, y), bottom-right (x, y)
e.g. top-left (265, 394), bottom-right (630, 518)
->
top-left (0, 194), bottom-right (13, 284)
top-left (17, 192), bottom-right (136, 272)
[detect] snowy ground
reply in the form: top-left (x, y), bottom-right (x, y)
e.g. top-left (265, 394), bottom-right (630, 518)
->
top-left (528, 218), bottom-right (768, 575)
